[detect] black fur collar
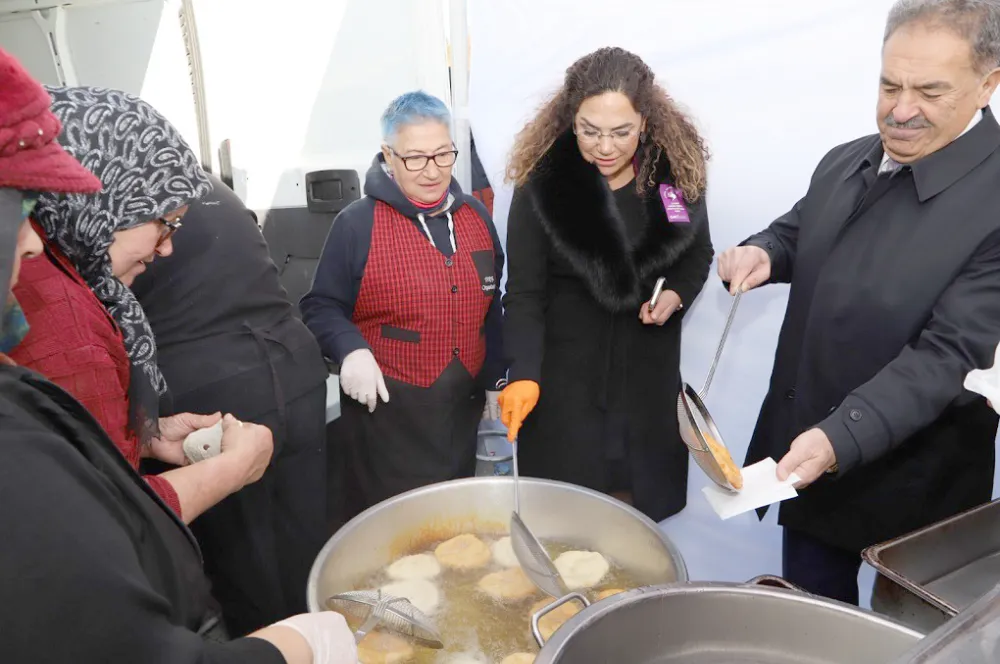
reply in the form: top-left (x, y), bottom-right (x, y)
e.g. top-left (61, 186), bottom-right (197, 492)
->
top-left (525, 131), bottom-right (699, 311)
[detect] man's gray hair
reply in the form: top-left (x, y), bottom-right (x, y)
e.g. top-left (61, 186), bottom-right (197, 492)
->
top-left (885, 0), bottom-right (1000, 73)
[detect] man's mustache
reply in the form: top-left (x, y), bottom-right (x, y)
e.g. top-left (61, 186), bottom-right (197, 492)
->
top-left (883, 114), bottom-right (932, 129)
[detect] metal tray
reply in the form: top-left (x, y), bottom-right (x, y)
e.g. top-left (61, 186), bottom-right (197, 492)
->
top-left (863, 498), bottom-right (1000, 633)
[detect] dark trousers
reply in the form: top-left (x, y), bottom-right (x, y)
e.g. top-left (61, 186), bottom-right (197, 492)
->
top-left (782, 528), bottom-right (863, 606)
top-left (185, 385), bottom-right (329, 636)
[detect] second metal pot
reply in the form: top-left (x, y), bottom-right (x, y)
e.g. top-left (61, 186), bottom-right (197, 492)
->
top-left (534, 582), bottom-right (924, 663)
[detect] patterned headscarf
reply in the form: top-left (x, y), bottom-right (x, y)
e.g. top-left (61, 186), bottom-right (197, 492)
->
top-left (32, 86), bottom-right (211, 443)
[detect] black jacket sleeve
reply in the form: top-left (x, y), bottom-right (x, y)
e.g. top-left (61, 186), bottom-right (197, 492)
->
top-left (741, 197), bottom-right (803, 285)
top-left (817, 227), bottom-right (1000, 474)
top-left (665, 194), bottom-right (714, 309)
top-left (0, 427), bottom-right (284, 664)
top-left (740, 145), bottom-right (852, 286)
top-left (299, 198), bottom-right (375, 364)
top-left (466, 196), bottom-right (507, 390)
top-left (502, 187), bottom-right (550, 384)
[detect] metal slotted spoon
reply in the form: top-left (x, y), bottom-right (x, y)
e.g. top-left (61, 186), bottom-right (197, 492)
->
top-left (325, 589), bottom-right (444, 648)
top-left (509, 441), bottom-right (569, 599)
top-left (678, 290), bottom-right (743, 493)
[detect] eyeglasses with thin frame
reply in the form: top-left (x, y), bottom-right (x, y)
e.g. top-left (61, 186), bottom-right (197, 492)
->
top-left (574, 123), bottom-right (640, 147)
top-left (389, 147), bottom-right (459, 172)
top-left (155, 214), bottom-right (183, 249)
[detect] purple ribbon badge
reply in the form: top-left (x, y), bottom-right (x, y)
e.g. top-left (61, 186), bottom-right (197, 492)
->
top-left (660, 184), bottom-right (691, 223)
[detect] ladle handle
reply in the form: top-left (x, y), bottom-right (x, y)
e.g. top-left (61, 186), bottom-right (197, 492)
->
top-left (699, 290), bottom-right (741, 399)
top-left (512, 440), bottom-right (520, 515)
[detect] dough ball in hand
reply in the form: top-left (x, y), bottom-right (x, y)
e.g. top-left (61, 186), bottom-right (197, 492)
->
top-left (434, 534), bottom-right (492, 570)
top-left (182, 420), bottom-right (223, 463)
top-left (553, 551), bottom-right (609, 590)
top-left (380, 578), bottom-right (441, 615)
top-left (529, 598), bottom-right (581, 641)
top-left (386, 553), bottom-right (441, 581)
top-left (492, 536), bottom-right (520, 568)
top-left (477, 567), bottom-right (537, 602)
top-left (502, 654), bottom-right (536, 664)
top-left (357, 631), bottom-right (414, 664)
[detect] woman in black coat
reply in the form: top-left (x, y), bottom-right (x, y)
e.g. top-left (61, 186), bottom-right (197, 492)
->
top-left (500, 47), bottom-right (714, 522)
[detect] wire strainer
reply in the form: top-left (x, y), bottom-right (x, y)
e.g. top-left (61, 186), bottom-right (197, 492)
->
top-left (325, 589), bottom-right (444, 648)
top-left (678, 290), bottom-right (744, 493)
top-left (509, 441), bottom-right (569, 599)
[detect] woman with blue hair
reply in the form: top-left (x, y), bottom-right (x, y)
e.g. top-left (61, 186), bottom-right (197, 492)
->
top-left (302, 91), bottom-right (505, 518)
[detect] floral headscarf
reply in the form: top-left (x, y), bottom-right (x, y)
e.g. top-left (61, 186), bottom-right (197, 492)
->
top-left (32, 86), bottom-right (212, 443)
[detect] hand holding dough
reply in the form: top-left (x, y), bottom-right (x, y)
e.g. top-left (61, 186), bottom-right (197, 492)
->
top-left (434, 534), bottom-right (492, 570)
top-left (491, 536), bottom-right (520, 568)
top-left (183, 420), bottom-right (224, 463)
top-left (478, 567), bottom-right (537, 602)
top-left (385, 553), bottom-right (441, 581)
top-left (380, 578), bottom-right (441, 615)
top-left (357, 631), bottom-right (414, 664)
top-left (553, 551), bottom-right (609, 590)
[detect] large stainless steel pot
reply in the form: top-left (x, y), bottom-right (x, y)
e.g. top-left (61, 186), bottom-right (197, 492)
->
top-left (534, 583), bottom-right (925, 663)
top-left (307, 477), bottom-right (687, 612)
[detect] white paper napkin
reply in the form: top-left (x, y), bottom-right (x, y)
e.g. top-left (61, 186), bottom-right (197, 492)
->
top-left (964, 343), bottom-right (1000, 415)
top-left (702, 457), bottom-right (801, 520)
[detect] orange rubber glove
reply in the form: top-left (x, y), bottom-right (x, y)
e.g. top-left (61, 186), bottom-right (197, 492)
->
top-left (498, 380), bottom-right (540, 442)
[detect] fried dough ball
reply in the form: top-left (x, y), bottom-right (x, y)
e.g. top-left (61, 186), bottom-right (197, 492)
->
top-left (491, 536), bottom-right (520, 568)
top-left (357, 630), bottom-right (415, 664)
top-left (434, 534), bottom-right (492, 570)
top-left (552, 551), bottom-right (609, 590)
top-left (501, 654), bottom-right (537, 664)
top-left (379, 578), bottom-right (440, 615)
top-left (597, 588), bottom-right (625, 601)
top-left (478, 567), bottom-right (537, 602)
top-left (703, 433), bottom-right (744, 490)
top-left (386, 553), bottom-right (441, 581)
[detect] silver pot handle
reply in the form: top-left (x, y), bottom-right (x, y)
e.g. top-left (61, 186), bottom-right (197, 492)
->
top-left (744, 575), bottom-right (806, 593)
top-left (531, 592), bottom-right (591, 647)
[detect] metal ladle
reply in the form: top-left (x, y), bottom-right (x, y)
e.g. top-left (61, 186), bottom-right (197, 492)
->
top-left (678, 290), bottom-right (743, 492)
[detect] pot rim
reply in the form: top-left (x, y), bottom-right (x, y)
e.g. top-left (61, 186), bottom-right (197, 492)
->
top-left (306, 476), bottom-right (688, 612)
top-left (535, 581), bottom-right (926, 659)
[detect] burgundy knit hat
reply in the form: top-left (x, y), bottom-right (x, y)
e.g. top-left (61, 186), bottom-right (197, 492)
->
top-left (0, 48), bottom-right (101, 194)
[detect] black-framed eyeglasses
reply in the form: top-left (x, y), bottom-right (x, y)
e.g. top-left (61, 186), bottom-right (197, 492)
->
top-left (156, 216), bottom-right (183, 249)
top-left (390, 148), bottom-right (459, 172)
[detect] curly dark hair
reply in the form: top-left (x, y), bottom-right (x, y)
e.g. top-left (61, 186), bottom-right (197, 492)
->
top-left (506, 46), bottom-right (709, 201)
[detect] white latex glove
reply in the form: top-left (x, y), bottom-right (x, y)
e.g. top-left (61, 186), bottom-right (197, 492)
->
top-left (483, 390), bottom-right (501, 421)
top-left (965, 343), bottom-right (1000, 415)
top-left (273, 612), bottom-right (358, 664)
top-left (340, 349), bottom-right (389, 413)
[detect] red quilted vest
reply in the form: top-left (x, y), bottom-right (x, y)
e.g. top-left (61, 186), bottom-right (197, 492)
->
top-left (353, 201), bottom-right (495, 387)
top-left (10, 234), bottom-right (182, 516)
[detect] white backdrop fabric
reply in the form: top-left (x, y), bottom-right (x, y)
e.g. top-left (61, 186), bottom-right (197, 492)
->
top-left (468, 0), bottom-right (999, 603)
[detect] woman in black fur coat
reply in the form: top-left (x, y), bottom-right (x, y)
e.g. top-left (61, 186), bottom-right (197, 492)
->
top-left (499, 47), bottom-right (714, 522)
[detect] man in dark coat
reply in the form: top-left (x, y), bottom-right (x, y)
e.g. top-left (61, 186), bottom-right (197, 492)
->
top-left (718, 0), bottom-right (1000, 606)
top-left (132, 175), bottom-right (330, 635)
